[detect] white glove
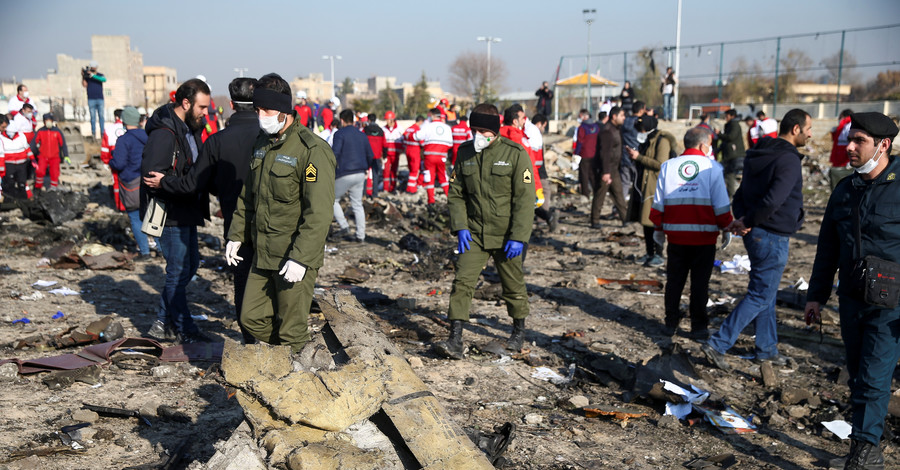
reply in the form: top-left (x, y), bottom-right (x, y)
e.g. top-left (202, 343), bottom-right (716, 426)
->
top-left (279, 259), bottom-right (307, 283)
top-left (225, 241), bottom-right (243, 266)
top-left (653, 230), bottom-right (665, 247)
top-left (721, 231), bottom-right (733, 250)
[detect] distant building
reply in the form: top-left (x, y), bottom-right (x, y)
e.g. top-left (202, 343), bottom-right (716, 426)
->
top-left (19, 35), bottom-right (155, 122)
top-left (290, 73), bottom-right (335, 104)
top-left (143, 66), bottom-right (178, 109)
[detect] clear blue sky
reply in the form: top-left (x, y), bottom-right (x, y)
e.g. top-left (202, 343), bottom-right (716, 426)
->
top-left (4, 0), bottom-right (899, 95)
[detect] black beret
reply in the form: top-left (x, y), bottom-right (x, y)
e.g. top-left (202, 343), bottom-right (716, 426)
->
top-left (635, 115), bottom-right (658, 132)
top-left (850, 112), bottom-right (899, 140)
top-left (42, 113), bottom-right (54, 121)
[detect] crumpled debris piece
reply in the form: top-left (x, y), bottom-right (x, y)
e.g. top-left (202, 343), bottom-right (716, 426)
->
top-left (718, 255), bottom-right (751, 274)
top-left (49, 287), bottom-right (80, 296)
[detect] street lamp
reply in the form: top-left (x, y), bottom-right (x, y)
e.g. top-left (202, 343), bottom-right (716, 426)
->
top-left (476, 36), bottom-right (501, 98)
top-left (583, 8), bottom-right (596, 115)
top-left (322, 55), bottom-right (342, 99)
top-left (233, 67), bottom-right (248, 78)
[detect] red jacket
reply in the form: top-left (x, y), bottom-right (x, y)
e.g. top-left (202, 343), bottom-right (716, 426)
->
top-left (33, 127), bottom-right (67, 160)
top-left (295, 105), bottom-right (313, 127)
top-left (830, 116), bottom-right (852, 167)
top-left (319, 107), bottom-right (334, 130)
top-left (450, 121), bottom-right (473, 164)
top-left (403, 124), bottom-right (422, 157)
top-left (383, 123), bottom-right (402, 158)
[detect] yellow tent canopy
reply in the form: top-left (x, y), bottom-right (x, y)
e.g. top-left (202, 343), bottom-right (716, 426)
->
top-left (555, 73), bottom-right (619, 87)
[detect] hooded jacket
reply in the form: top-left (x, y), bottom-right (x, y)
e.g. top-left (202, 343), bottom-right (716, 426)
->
top-left (732, 136), bottom-right (804, 235)
top-left (109, 128), bottom-right (147, 182)
top-left (140, 103), bottom-right (209, 226)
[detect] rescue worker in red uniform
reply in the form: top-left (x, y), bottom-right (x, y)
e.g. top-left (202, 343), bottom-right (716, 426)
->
top-left (364, 114), bottom-right (386, 197)
top-left (318, 97), bottom-right (338, 132)
top-left (32, 113), bottom-right (68, 190)
top-left (100, 109), bottom-right (126, 211)
top-left (0, 115), bottom-right (35, 200)
top-left (294, 91), bottom-right (314, 129)
top-left (382, 111), bottom-right (403, 192)
top-left (200, 102), bottom-right (219, 143)
top-left (415, 108), bottom-right (453, 204)
top-left (12, 103), bottom-right (36, 144)
top-left (451, 115), bottom-right (473, 166)
top-left (403, 115), bottom-right (425, 194)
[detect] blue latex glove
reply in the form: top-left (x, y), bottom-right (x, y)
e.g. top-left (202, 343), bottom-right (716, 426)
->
top-left (457, 229), bottom-right (472, 254)
top-left (504, 240), bottom-right (524, 259)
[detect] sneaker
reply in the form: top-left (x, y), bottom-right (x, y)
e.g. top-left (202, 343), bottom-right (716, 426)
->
top-left (590, 222), bottom-right (603, 230)
top-left (148, 320), bottom-right (176, 341)
top-left (635, 254), bottom-right (650, 265)
top-left (752, 353), bottom-right (791, 366)
top-left (136, 254), bottom-right (152, 262)
top-left (700, 343), bottom-right (732, 371)
top-left (328, 227), bottom-right (349, 242)
top-left (646, 255), bottom-right (665, 267)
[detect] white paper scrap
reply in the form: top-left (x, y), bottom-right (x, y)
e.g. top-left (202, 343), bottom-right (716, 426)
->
top-left (822, 420), bottom-right (852, 440)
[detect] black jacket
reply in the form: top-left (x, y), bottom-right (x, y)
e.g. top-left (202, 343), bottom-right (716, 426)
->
top-left (732, 136), bottom-right (804, 235)
top-left (808, 156), bottom-right (900, 304)
top-left (140, 103), bottom-right (209, 226)
top-left (719, 119), bottom-right (745, 173)
top-left (156, 111), bottom-right (261, 235)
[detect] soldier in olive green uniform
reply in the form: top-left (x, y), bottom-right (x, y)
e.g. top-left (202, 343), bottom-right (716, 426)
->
top-left (434, 104), bottom-right (535, 359)
top-left (225, 74), bottom-right (336, 353)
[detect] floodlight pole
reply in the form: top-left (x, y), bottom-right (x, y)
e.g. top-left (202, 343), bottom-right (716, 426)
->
top-left (322, 55), bottom-right (342, 98)
top-left (673, 0), bottom-right (682, 120)
top-left (477, 36), bottom-right (502, 99)
top-left (583, 9), bottom-right (596, 115)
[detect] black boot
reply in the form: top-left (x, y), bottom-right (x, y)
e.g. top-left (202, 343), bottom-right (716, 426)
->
top-left (548, 209), bottom-right (559, 232)
top-left (507, 318), bottom-right (526, 352)
top-left (829, 439), bottom-right (884, 470)
top-left (434, 320), bottom-right (464, 359)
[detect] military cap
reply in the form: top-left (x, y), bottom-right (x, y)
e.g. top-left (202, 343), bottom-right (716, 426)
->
top-left (850, 112), bottom-right (899, 140)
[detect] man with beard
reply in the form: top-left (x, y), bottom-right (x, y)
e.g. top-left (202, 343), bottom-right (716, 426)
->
top-left (140, 78), bottom-right (211, 344)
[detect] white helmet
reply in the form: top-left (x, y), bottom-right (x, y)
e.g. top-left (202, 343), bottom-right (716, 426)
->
top-left (137, 107), bottom-right (147, 115)
top-left (330, 96), bottom-right (340, 107)
top-left (296, 90), bottom-right (307, 99)
top-left (195, 74), bottom-right (207, 83)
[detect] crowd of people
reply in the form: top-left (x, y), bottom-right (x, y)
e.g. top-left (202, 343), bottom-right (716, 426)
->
top-left (0, 67), bottom-right (898, 468)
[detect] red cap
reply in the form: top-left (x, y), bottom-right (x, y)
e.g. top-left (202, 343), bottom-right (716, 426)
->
top-left (384, 111), bottom-right (396, 120)
top-left (169, 90), bottom-right (177, 103)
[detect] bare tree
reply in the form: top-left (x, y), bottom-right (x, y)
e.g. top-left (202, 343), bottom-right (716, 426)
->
top-left (777, 49), bottom-right (814, 102)
top-left (820, 50), bottom-right (861, 86)
top-left (725, 56), bottom-right (769, 104)
top-left (448, 50), bottom-right (507, 102)
top-left (631, 48), bottom-right (663, 109)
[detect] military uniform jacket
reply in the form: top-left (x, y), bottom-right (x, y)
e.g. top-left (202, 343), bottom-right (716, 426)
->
top-left (228, 118), bottom-right (336, 271)
top-left (449, 137), bottom-right (535, 250)
top-left (808, 156), bottom-right (900, 305)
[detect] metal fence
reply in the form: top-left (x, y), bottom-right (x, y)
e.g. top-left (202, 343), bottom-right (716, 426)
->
top-left (553, 24), bottom-right (900, 120)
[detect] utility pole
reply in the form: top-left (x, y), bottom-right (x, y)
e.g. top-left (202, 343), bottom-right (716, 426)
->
top-left (583, 9), bottom-right (596, 115)
top-left (476, 36), bottom-right (501, 99)
top-left (673, 0), bottom-right (682, 120)
top-left (322, 55), bottom-right (342, 98)
top-left (835, 30), bottom-right (846, 117)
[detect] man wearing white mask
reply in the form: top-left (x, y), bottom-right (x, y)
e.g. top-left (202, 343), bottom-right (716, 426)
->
top-left (226, 73), bottom-right (336, 353)
top-left (806, 112), bottom-right (899, 470)
top-left (434, 103), bottom-right (535, 359)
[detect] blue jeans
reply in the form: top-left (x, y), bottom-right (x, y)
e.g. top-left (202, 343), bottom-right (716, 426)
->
top-left (707, 227), bottom-right (790, 358)
top-left (88, 99), bottom-right (105, 137)
top-left (126, 210), bottom-right (150, 256)
top-left (157, 225), bottom-right (200, 335)
top-left (839, 297), bottom-right (900, 445)
top-left (663, 93), bottom-right (674, 120)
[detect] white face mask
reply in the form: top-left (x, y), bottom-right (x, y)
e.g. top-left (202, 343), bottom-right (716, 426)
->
top-left (23, 112), bottom-right (33, 119)
top-left (473, 133), bottom-right (493, 152)
top-left (636, 132), bottom-right (649, 144)
top-left (705, 143), bottom-right (714, 158)
top-left (22, 91), bottom-right (29, 98)
top-left (259, 113), bottom-right (285, 135)
top-left (856, 139), bottom-right (885, 175)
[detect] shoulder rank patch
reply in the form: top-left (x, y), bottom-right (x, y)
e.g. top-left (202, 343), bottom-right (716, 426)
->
top-left (888, 172), bottom-right (896, 181)
top-left (305, 163), bottom-right (317, 182)
top-left (253, 149), bottom-right (265, 159)
top-left (523, 168), bottom-right (533, 184)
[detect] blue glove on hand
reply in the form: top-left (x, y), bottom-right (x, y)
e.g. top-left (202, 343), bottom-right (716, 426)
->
top-left (504, 240), bottom-right (524, 259)
top-left (457, 229), bottom-right (472, 254)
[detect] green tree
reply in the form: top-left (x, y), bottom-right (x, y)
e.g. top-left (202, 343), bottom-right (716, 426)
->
top-left (776, 49), bottom-right (813, 102)
top-left (351, 98), bottom-right (375, 114)
top-left (404, 71), bottom-right (431, 118)
top-left (338, 77), bottom-right (354, 106)
top-left (375, 87), bottom-right (401, 117)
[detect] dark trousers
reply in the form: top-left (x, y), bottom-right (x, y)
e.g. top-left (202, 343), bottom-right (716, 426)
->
top-left (643, 226), bottom-right (662, 257)
top-left (839, 296), bottom-right (900, 445)
top-left (578, 157), bottom-right (596, 197)
top-left (2, 161), bottom-right (30, 199)
top-left (664, 243), bottom-right (716, 331)
top-left (590, 168), bottom-right (627, 225)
